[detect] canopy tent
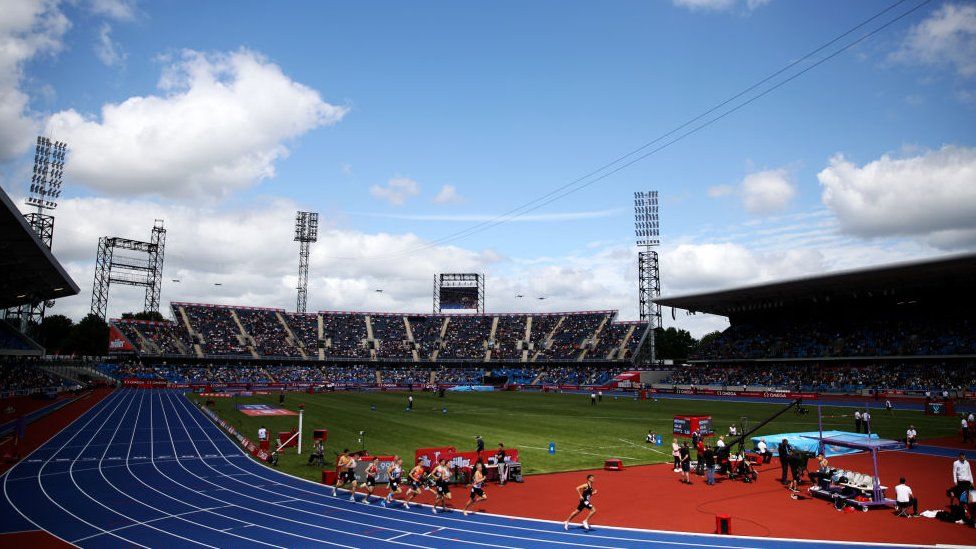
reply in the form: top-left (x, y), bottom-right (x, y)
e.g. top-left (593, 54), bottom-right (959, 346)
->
top-left (802, 434), bottom-right (903, 507)
top-left (751, 431), bottom-right (878, 458)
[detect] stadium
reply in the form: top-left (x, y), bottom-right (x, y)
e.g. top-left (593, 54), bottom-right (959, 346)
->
top-left (2, 2), bottom-right (976, 549)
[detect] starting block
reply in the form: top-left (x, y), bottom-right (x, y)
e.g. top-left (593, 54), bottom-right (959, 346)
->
top-left (604, 458), bottom-right (624, 471)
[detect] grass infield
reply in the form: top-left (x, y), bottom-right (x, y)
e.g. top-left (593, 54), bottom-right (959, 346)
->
top-left (187, 390), bottom-right (957, 484)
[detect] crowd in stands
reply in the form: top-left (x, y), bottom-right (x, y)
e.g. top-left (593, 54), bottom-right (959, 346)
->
top-left (102, 361), bottom-right (629, 387)
top-left (0, 363), bottom-right (64, 391)
top-left (181, 305), bottom-right (249, 356)
top-left (694, 317), bottom-right (976, 361)
top-left (112, 306), bottom-right (642, 363)
top-left (663, 363), bottom-right (976, 392)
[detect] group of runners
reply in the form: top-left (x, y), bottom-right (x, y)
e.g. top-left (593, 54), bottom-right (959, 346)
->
top-left (328, 449), bottom-right (598, 528)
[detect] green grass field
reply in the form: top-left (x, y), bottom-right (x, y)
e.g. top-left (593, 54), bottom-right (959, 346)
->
top-left (187, 391), bottom-right (958, 484)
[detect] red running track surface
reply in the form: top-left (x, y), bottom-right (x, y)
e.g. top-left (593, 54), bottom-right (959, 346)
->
top-left (413, 452), bottom-right (975, 546)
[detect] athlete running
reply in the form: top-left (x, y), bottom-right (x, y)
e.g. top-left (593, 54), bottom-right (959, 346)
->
top-left (564, 474), bottom-right (597, 531)
top-left (431, 458), bottom-right (452, 514)
top-left (462, 462), bottom-right (488, 516)
top-left (331, 449), bottom-right (360, 501)
top-left (403, 461), bottom-right (426, 509)
top-left (384, 457), bottom-right (404, 507)
top-left (362, 458), bottom-right (379, 504)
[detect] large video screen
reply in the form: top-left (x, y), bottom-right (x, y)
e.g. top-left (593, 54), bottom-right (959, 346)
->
top-left (439, 286), bottom-right (479, 310)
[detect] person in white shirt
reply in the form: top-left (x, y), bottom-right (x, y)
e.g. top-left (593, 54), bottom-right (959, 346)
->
top-left (952, 453), bottom-right (973, 499)
top-left (716, 436), bottom-right (726, 449)
top-left (671, 440), bottom-right (681, 472)
top-left (854, 410), bottom-right (862, 433)
top-left (969, 413), bottom-right (975, 423)
top-left (756, 439), bottom-right (771, 463)
top-left (906, 426), bottom-right (918, 449)
top-left (884, 399), bottom-right (893, 415)
top-left (894, 477), bottom-right (917, 516)
top-left (863, 411), bottom-right (872, 433)
top-left (963, 418), bottom-right (971, 443)
top-left (257, 425), bottom-right (268, 442)
top-left (729, 425), bottom-right (738, 437)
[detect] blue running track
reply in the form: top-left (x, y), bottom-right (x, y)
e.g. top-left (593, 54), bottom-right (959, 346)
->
top-left (0, 389), bottom-right (934, 548)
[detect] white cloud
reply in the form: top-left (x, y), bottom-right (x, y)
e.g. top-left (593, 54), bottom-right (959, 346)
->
top-left (673, 0), bottom-right (735, 10)
top-left (672, 0), bottom-right (769, 11)
top-left (740, 169), bottom-right (796, 215)
top-left (363, 208), bottom-right (623, 223)
top-left (46, 48), bottom-right (347, 199)
top-left (661, 242), bottom-right (825, 293)
top-left (706, 169), bottom-right (796, 214)
top-left (433, 184), bottom-right (464, 205)
top-left (892, 3), bottom-right (976, 77)
top-left (94, 23), bottom-right (125, 66)
top-left (88, 0), bottom-right (137, 21)
top-left (818, 145), bottom-right (976, 249)
top-left (707, 184), bottom-right (734, 198)
top-left (369, 176), bottom-right (420, 205)
top-left (0, 0), bottom-right (69, 162)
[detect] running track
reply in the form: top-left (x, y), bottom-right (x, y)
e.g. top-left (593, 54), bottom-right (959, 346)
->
top-left (0, 390), bottom-right (939, 549)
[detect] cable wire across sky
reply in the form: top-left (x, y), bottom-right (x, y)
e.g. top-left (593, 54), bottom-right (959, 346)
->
top-left (325, 0), bottom-right (933, 262)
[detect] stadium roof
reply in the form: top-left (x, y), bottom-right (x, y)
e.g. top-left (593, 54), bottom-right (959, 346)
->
top-left (0, 185), bottom-right (79, 310)
top-left (655, 252), bottom-right (976, 317)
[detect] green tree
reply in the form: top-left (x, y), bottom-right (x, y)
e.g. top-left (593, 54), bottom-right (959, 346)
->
top-left (654, 327), bottom-right (697, 361)
top-left (696, 330), bottom-right (723, 352)
top-left (66, 314), bottom-right (109, 356)
top-left (38, 314), bottom-right (74, 353)
top-left (121, 310), bottom-right (165, 322)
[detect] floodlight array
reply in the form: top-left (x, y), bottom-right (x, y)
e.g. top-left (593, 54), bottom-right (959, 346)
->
top-left (26, 137), bottom-right (68, 211)
top-left (294, 211), bottom-right (319, 242)
top-left (634, 190), bottom-right (659, 247)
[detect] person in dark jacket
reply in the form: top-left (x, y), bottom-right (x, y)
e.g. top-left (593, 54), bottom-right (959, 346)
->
top-left (778, 439), bottom-right (792, 484)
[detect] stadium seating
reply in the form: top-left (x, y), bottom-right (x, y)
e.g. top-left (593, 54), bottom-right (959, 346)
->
top-left (0, 361), bottom-right (66, 391)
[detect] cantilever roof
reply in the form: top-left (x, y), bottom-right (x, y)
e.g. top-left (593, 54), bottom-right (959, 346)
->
top-left (0, 185), bottom-right (79, 309)
top-left (654, 252), bottom-right (976, 317)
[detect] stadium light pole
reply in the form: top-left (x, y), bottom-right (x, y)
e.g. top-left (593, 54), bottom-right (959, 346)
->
top-left (4, 137), bottom-right (68, 332)
top-left (634, 190), bottom-right (661, 364)
top-left (294, 211), bottom-right (319, 314)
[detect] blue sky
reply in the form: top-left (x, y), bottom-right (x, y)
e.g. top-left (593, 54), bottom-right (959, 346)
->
top-left (2, 0), bottom-right (975, 334)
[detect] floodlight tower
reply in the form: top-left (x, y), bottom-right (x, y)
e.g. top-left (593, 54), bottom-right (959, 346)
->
top-left (634, 190), bottom-right (661, 364)
top-left (294, 211), bottom-right (319, 313)
top-left (4, 137), bottom-right (68, 332)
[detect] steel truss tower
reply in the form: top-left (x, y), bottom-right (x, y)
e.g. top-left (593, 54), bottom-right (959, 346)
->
top-left (294, 211), bottom-right (319, 314)
top-left (634, 191), bottom-right (662, 364)
top-left (90, 219), bottom-right (166, 320)
top-left (4, 137), bottom-right (68, 333)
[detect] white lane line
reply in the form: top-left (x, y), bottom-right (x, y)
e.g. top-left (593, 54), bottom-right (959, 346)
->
top-left (154, 391), bottom-right (363, 549)
top-left (12, 390), bottom-right (151, 548)
top-left (70, 388), bottom-right (219, 548)
top-left (1, 391), bottom-right (124, 549)
top-left (111, 390), bottom-right (283, 548)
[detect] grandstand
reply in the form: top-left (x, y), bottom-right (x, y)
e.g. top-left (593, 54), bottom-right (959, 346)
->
top-left (656, 253), bottom-right (976, 393)
top-left (109, 304), bottom-right (649, 364)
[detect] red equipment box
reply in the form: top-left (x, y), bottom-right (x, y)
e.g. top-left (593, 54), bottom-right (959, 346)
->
top-left (604, 459), bottom-right (624, 471)
top-left (673, 415), bottom-right (714, 437)
top-left (313, 429), bottom-right (328, 441)
top-left (277, 430), bottom-right (298, 451)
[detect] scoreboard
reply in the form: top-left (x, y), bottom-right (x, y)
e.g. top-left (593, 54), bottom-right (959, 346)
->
top-left (673, 415), bottom-right (713, 437)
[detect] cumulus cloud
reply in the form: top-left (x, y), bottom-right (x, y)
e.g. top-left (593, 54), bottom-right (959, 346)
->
top-left (0, 0), bottom-right (69, 162)
top-left (892, 2), bottom-right (976, 77)
top-left (45, 48), bottom-right (347, 199)
top-left (818, 145), bottom-right (976, 249)
top-left (88, 0), bottom-right (137, 21)
top-left (433, 184), bottom-right (464, 205)
top-left (672, 0), bottom-right (769, 11)
top-left (94, 23), bottom-right (125, 66)
top-left (369, 176), bottom-right (420, 205)
top-left (741, 169), bottom-right (796, 215)
top-left (661, 242), bottom-right (825, 293)
top-left (709, 168), bottom-right (796, 214)
top-left (707, 184), bottom-right (734, 198)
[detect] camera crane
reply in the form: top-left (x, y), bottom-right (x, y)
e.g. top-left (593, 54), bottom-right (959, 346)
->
top-left (716, 398), bottom-right (805, 462)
